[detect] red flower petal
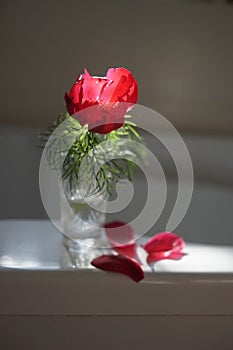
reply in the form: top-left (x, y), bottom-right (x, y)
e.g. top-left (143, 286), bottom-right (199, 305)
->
top-left (142, 232), bottom-right (184, 254)
top-left (91, 254), bottom-right (144, 282)
top-left (82, 69), bottom-right (108, 103)
top-left (142, 232), bottom-right (185, 263)
top-left (104, 221), bottom-right (136, 259)
top-left (75, 103), bottom-right (125, 134)
top-left (147, 251), bottom-right (186, 264)
top-left (102, 68), bottom-right (138, 105)
top-left (64, 92), bottom-right (74, 116)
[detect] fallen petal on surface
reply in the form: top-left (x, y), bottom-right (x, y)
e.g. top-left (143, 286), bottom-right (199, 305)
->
top-left (104, 221), bottom-right (136, 259)
top-left (147, 251), bottom-right (187, 264)
top-left (142, 232), bottom-right (185, 263)
top-left (91, 254), bottom-right (144, 282)
top-left (142, 232), bottom-right (184, 254)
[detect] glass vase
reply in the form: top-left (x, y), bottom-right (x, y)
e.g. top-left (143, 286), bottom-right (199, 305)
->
top-left (60, 184), bottom-right (107, 268)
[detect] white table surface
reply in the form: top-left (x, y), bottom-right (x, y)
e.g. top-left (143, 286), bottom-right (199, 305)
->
top-left (0, 219), bottom-right (233, 273)
top-left (0, 219), bottom-right (233, 317)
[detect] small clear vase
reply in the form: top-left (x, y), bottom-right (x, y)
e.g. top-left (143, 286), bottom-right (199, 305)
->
top-left (60, 184), bottom-right (107, 268)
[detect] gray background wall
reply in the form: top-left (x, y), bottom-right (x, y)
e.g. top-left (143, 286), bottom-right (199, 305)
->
top-left (0, 0), bottom-right (233, 133)
top-left (0, 0), bottom-right (233, 244)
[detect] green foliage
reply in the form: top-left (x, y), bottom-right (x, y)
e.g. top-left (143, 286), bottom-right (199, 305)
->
top-left (40, 113), bottom-right (145, 197)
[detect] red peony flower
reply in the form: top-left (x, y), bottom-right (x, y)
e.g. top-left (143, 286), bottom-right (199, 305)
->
top-left (141, 232), bottom-right (186, 264)
top-left (64, 67), bottom-right (138, 134)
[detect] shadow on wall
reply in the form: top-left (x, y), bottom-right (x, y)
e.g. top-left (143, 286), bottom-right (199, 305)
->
top-left (0, 0), bottom-right (233, 134)
top-left (0, 127), bottom-right (45, 219)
